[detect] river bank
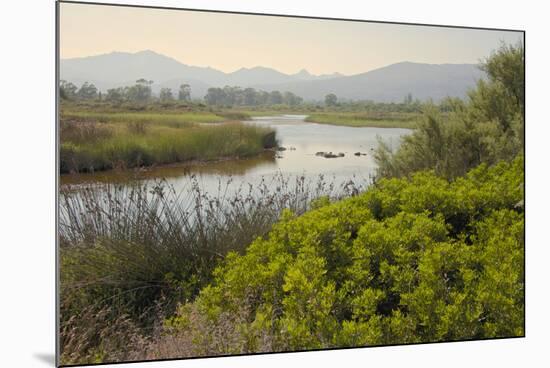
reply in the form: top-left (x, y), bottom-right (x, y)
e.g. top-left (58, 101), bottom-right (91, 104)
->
top-left (305, 111), bottom-right (419, 128)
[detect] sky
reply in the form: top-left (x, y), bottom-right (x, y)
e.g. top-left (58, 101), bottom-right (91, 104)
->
top-left (59, 2), bottom-right (523, 76)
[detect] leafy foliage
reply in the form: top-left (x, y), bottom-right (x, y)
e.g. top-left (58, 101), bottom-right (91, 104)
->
top-left (166, 156), bottom-right (524, 354)
top-left (375, 42), bottom-right (524, 179)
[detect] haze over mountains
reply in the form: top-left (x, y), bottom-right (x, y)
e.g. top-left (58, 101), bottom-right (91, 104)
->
top-left (60, 50), bottom-right (484, 102)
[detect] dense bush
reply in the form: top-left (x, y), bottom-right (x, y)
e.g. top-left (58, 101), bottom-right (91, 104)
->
top-left (164, 156), bottom-right (524, 356)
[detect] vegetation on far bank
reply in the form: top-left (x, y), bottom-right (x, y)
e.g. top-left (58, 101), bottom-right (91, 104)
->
top-left (305, 112), bottom-right (419, 129)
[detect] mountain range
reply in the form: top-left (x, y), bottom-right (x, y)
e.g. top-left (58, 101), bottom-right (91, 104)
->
top-left (60, 50), bottom-right (484, 102)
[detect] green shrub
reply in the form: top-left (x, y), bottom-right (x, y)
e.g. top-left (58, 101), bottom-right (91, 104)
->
top-left (166, 156), bottom-right (524, 354)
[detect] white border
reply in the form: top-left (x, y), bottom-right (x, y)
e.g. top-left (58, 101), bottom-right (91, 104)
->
top-left (1, 1), bottom-right (548, 367)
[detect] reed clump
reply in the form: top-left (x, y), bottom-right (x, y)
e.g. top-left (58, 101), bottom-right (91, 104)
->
top-left (60, 119), bottom-right (277, 173)
top-left (59, 174), bottom-right (362, 364)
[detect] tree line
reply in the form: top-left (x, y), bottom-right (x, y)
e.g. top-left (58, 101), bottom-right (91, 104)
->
top-left (59, 79), bottom-right (192, 103)
top-left (204, 86), bottom-right (304, 106)
top-left (60, 78), bottom-right (452, 112)
top-left (60, 79), bottom-right (308, 107)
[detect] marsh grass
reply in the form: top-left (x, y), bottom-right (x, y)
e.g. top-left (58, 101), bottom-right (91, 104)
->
top-left (63, 111), bottom-right (227, 125)
top-left (305, 112), bottom-right (419, 128)
top-left (60, 119), bottom-right (276, 173)
top-left (59, 174), bottom-right (362, 364)
top-left (60, 119), bottom-right (114, 144)
top-left (126, 121), bottom-right (148, 135)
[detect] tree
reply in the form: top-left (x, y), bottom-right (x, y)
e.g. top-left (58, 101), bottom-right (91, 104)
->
top-left (59, 80), bottom-right (77, 100)
top-left (481, 41), bottom-right (524, 114)
top-left (470, 41), bottom-right (524, 132)
top-left (105, 87), bottom-right (125, 103)
top-left (76, 82), bottom-right (98, 100)
top-left (257, 91), bottom-right (270, 105)
top-left (269, 90), bottom-right (283, 105)
top-left (205, 87), bottom-right (226, 105)
top-left (375, 42), bottom-right (524, 179)
top-left (283, 91), bottom-right (303, 106)
top-left (126, 79), bottom-right (153, 102)
top-left (178, 84), bottom-right (191, 101)
top-left (223, 86), bottom-right (243, 105)
top-left (325, 93), bottom-right (338, 107)
top-left (203, 86), bottom-right (304, 107)
top-left (159, 87), bottom-right (174, 102)
top-left (243, 88), bottom-right (257, 106)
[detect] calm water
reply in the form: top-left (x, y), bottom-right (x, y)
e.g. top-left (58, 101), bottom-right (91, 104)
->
top-left (60, 115), bottom-right (410, 194)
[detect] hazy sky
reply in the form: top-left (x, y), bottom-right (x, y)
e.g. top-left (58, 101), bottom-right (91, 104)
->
top-left (59, 2), bottom-right (522, 76)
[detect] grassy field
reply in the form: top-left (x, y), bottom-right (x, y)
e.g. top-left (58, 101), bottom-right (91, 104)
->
top-left (305, 112), bottom-right (419, 128)
top-left (61, 99), bottom-right (253, 124)
top-left (62, 111), bottom-right (229, 126)
top-left (60, 107), bottom-right (275, 174)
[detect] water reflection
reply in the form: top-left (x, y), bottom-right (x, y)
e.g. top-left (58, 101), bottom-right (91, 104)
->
top-left (60, 151), bottom-right (277, 186)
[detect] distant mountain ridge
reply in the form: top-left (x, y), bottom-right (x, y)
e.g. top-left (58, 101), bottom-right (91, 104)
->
top-left (60, 50), bottom-right (484, 102)
top-left (253, 62), bottom-right (485, 102)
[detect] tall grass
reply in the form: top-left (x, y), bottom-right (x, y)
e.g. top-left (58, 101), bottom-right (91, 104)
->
top-left (59, 174), bottom-right (362, 364)
top-left (60, 120), bottom-right (277, 173)
top-left (305, 112), bottom-right (419, 128)
top-left (62, 111), bottom-right (227, 125)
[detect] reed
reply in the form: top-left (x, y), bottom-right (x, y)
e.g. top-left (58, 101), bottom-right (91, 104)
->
top-left (60, 120), bottom-right (276, 173)
top-left (59, 174), bottom-right (363, 364)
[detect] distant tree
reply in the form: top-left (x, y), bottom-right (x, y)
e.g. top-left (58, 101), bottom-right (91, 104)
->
top-left (77, 82), bottom-right (98, 100)
top-left (59, 80), bottom-right (77, 99)
top-left (204, 86), bottom-right (304, 107)
top-left (105, 87), bottom-right (125, 103)
top-left (223, 86), bottom-right (243, 105)
top-left (404, 93), bottom-right (413, 105)
top-left (325, 93), bottom-right (338, 107)
top-left (126, 79), bottom-right (153, 102)
top-left (283, 91), bottom-right (303, 106)
top-left (205, 87), bottom-right (226, 105)
top-left (159, 87), bottom-right (174, 102)
top-left (243, 88), bottom-right (257, 106)
top-left (178, 84), bottom-right (191, 101)
top-left (269, 90), bottom-right (283, 105)
top-left (257, 91), bottom-right (270, 105)
top-left (136, 78), bottom-right (154, 86)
